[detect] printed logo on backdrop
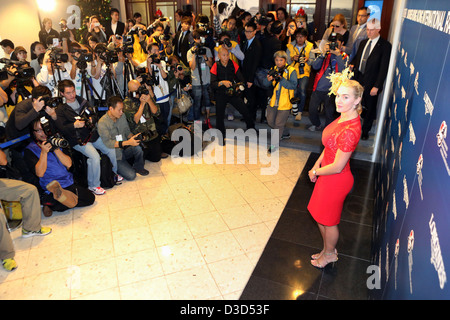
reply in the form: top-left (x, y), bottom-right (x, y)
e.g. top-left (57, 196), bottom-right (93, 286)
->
top-left (392, 189), bottom-right (397, 220)
top-left (424, 91), bottom-right (434, 116)
top-left (429, 213), bottom-right (447, 289)
top-left (403, 175), bottom-right (409, 209)
top-left (436, 121), bottom-right (449, 175)
top-left (407, 230), bottom-right (414, 294)
top-left (414, 72), bottom-right (420, 95)
top-left (409, 121), bottom-right (416, 145)
top-left (416, 154), bottom-right (424, 200)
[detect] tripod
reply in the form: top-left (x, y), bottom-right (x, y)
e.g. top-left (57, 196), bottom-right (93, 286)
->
top-left (122, 57), bottom-right (135, 97)
top-left (78, 64), bottom-right (101, 105)
top-left (98, 62), bottom-right (123, 110)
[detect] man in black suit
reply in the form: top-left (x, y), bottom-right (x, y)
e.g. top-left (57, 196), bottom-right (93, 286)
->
top-left (173, 16), bottom-right (194, 67)
top-left (351, 18), bottom-right (391, 140)
top-left (105, 8), bottom-right (125, 40)
top-left (240, 22), bottom-right (262, 121)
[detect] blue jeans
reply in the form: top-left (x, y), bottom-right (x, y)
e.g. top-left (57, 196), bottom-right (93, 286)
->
top-left (117, 145), bottom-right (145, 181)
top-left (296, 76), bottom-right (309, 112)
top-left (73, 137), bottom-right (118, 188)
top-left (188, 84), bottom-right (211, 121)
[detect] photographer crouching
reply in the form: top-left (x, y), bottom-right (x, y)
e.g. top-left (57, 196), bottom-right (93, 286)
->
top-left (210, 45), bottom-right (255, 145)
top-left (124, 80), bottom-right (169, 162)
top-left (54, 80), bottom-right (121, 195)
top-left (266, 50), bottom-right (298, 153)
top-left (24, 117), bottom-right (95, 216)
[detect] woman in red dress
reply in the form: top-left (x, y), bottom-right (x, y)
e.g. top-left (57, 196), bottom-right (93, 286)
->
top-left (307, 79), bottom-right (363, 269)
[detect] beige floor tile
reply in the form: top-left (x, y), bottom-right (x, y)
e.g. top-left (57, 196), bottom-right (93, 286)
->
top-left (22, 268), bottom-right (71, 300)
top-left (120, 276), bottom-right (172, 300)
top-left (165, 265), bottom-right (221, 300)
top-left (72, 233), bottom-right (114, 265)
top-left (218, 204), bottom-right (262, 230)
top-left (150, 218), bottom-right (193, 246)
top-left (115, 248), bottom-right (164, 286)
top-left (195, 231), bottom-right (244, 263)
top-left (185, 211), bottom-right (229, 238)
top-left (112, 226), bottom-right (155, 256)
top-left (208, 254), bottom-right (254, 296)
top-left (157, 239), bottom-right (205, 274)
top-left (231, 223), bottom-right (272, 254)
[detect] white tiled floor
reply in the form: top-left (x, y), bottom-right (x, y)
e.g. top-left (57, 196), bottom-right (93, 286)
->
top-left (0, 141), bottom-right (310, 300)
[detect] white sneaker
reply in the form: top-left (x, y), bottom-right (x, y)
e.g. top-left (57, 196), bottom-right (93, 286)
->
top-left (89, 187), bottom-right (106, 195)
top-left (115, 174), bottom-right (124, 182)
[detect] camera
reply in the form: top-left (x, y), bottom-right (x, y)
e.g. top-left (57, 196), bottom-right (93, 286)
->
top-left (96, 46), bottom-right (119, 65)
top-left (59, 23), bottom-right (71, 40)
top-left (268, 68), bottom-right (283, 82)
top-left (329, 32), bottom-right (338, 51)
top-left (226, 82), bottom-right (245, 96)
top-left (137, 85), bottom-right (149, 96)
top-left (135, 131), bottom-right (156, 144)
top-left (48, 47), bottom-right (69, 64)
top-left (39, 117), bottom-right (69, 150)
top-left (41, 95), bottom-right (63, 108)
top-left (222, 38), bottom-right (232, 48)
top-left (149, 54), bottom-right (161, 64)
top-left (193, 45), bottom-right (207, 56)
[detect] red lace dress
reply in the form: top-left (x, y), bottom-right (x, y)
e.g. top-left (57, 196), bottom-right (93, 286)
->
top-left (307, 116), bottom-right (361, 226)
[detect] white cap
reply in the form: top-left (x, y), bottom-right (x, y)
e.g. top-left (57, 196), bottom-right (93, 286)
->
top-left (367, 18), bottom-right (381, 29)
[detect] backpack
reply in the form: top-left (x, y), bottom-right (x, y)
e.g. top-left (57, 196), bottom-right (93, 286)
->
top-left (99, 152), bottom-right (116, 189)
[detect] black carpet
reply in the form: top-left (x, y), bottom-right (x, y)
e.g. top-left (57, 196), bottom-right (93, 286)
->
top-left (240, 152), bottom-right (375, 300)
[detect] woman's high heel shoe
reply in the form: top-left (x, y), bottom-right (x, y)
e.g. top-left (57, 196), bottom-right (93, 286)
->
top-left (311, 248), bottom-right (337, 260)
top-left (310, 251), bottom-right (338, 269)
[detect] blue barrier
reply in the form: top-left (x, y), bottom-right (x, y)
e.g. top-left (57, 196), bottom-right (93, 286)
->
top-left (0, 134), bottom-right (30, 149)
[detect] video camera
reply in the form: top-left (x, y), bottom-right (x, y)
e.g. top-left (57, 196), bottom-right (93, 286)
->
top-left (95, 45), bottom-right (119, 65)
top-left (192, 44), bottom-right (207, 56)
top-left (135, 68), bottom-right (155, 87)
top-left (39, 116), bottom-right (69, 150)
top-left (0, 58), bottom-right (35, 80)
top-left (48, 47), bottom-right (69, 64)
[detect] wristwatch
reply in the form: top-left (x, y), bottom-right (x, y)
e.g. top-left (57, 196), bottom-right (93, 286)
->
top-left (313, 169), bottom-right (317, 175)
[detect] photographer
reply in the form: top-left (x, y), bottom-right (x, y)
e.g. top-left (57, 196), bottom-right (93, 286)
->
top-left (210, 46), bottom-right (255, 145)
top-left (308, 33), bottom-right (348, 131)
top-left (97, 96), bottom-right (149, 181)
top-left (147, 43), bottom-right (171, 135)
top-left (286, 28), bottom-right (314, 121)
top-left (54, 80), bottom-right (120, 195)
top-left (85, 15), bottom-right (108, 44)
top-left (68, 42), bottom-right (98, 99)
top-left (186, 30), bottom-right (213, 122)
top-left (36, 47), bottom-right (72, 96)
top-left (124, 80), bottom-right (168, 162)
top-left (214, 32), bottom-right (245, 63)
top-left (24, 118), bottom-right (95, 214)
top-left (266, 51), bottom-right (298, 151)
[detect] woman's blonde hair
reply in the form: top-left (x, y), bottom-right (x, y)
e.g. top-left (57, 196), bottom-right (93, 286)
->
top-left (340, 80), bottom-right (364, 114)
top-left (332, 14), bottom-right (348, 30)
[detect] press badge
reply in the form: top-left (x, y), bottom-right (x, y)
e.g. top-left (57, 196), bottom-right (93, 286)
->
top-left (200, 62), bottom-right (206, 71)
top-left (115, 135), bottom-right (123, 141)
top-left (140, 115), bottom-right (147, 123)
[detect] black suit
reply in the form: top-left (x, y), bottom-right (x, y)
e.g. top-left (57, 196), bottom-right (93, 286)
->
top-left (104, 21), bottom-right (125, 40)
top-left (173, 30), bottom-right (194, 67)
top-left (240, 37), bottom-right (262, 120)
top-left (351, 36), bottom-right (391, 136)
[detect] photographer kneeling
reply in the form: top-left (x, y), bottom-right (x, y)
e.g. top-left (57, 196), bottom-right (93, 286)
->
top-left (97, 96), bottom-right (149, 181)
top-left (266, 50), bottom-right (298, 152)
top-left (210, 45), bottom-right (255, 145)
top-left (124, 80), bottom-right (169, 162)
top-left (55, 80), bottom-right (121, 195)
top-left (24, 118), bottom-right (95, 215)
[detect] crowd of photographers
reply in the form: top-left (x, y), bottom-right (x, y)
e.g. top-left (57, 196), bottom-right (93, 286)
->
top-left (0, 4), bottom-right (371, 270)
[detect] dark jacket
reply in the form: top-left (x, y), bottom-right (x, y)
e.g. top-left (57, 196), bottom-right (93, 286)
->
top-left (54, 96), bottom-right (99, 147)
top-left (104, 21), bottom-right (126, 40)
top-left (172, 30), bottom-right (194, 66)
top-left (350, 37), bottom-right (392, 92)
top-left (240, 37), bottom-right (262, 84)
top-left (210, 60), bottom-right (245, 95)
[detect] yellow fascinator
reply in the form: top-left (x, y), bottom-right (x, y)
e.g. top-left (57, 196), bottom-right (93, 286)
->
top-left (327, 67), bottom-right (354, 96)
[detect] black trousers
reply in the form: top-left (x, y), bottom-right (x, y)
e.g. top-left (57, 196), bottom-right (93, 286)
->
top-left (143, 136), bottom-right (163, 162)
top-left (361, 89), bottom-right (380, 135)
top-left (244, 85), bottom-right (258, 121)
top-left (215, 93), bottom-right (255, 141)
top-left (47, 183), bottom-right (95, 212)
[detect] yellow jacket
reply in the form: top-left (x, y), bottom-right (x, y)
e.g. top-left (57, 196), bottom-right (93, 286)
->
top-left (286, 40), bottom-right (313, 78)
top-left (269, 65), bottom-right (297, 111)
top-left (214, 40), bottom-right (239, 64)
